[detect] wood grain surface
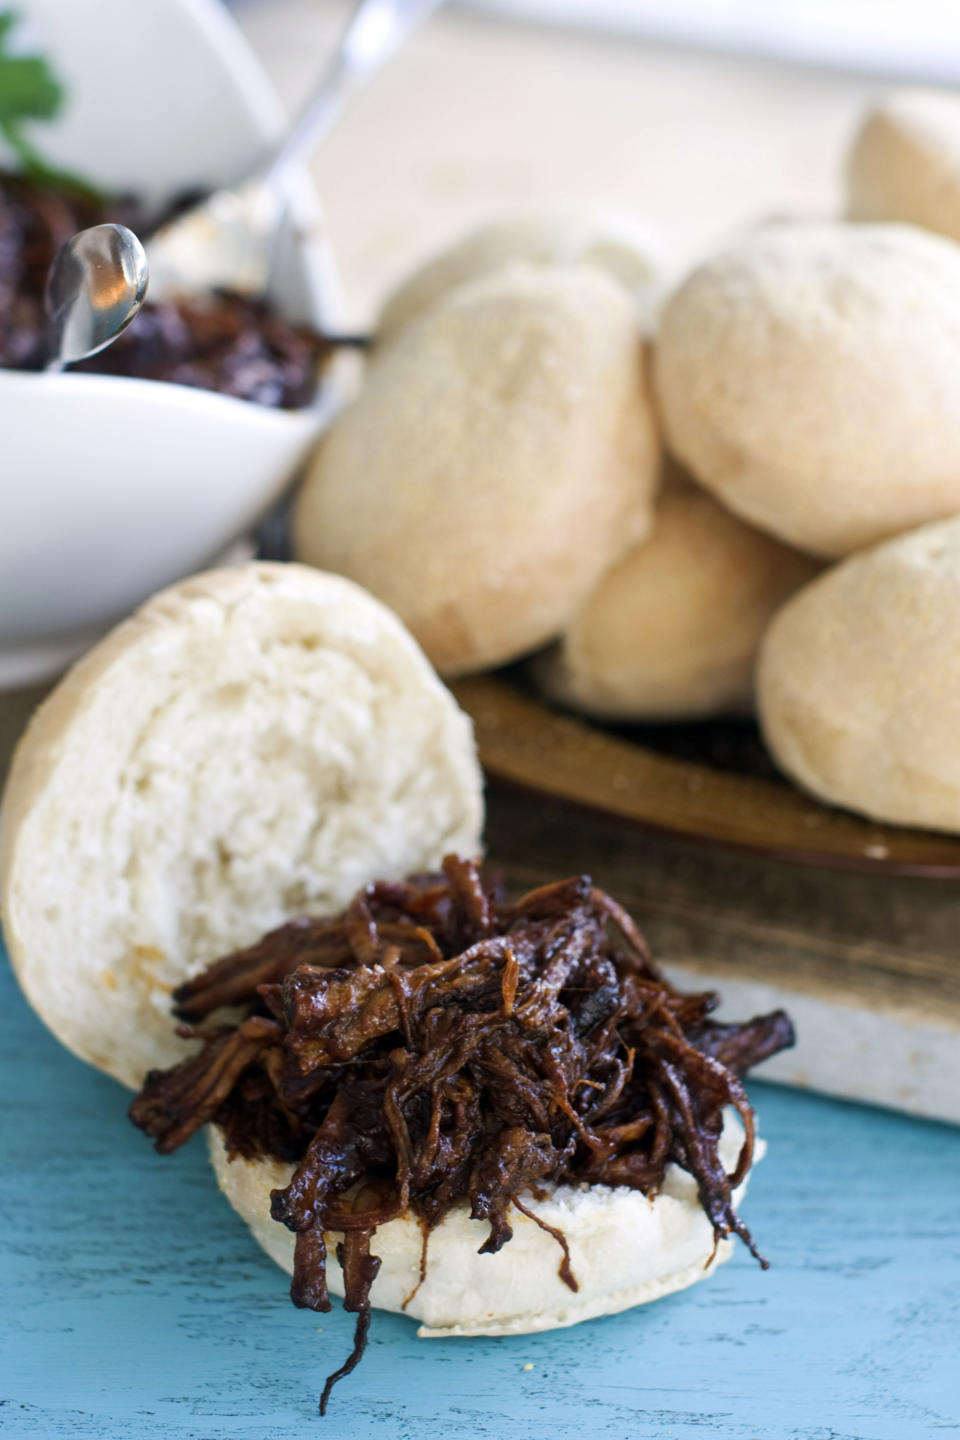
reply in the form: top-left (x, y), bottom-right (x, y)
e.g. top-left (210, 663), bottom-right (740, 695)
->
top-left (2, 950), bottom-right (959, 1440)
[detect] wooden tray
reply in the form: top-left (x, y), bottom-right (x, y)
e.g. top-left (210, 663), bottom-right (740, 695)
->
top-left (451, 674), bottom-right (960, 878)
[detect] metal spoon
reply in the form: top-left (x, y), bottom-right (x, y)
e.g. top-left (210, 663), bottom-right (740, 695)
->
top-left (147, 0), bottom-right (447, 299)
top-left (45, 223), bottom-right (149, 372)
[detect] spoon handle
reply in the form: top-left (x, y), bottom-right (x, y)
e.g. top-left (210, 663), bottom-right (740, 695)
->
top-left (146, 0), bottom-right (448, 300)
top-left (264, 0), bottom-right (448, 186)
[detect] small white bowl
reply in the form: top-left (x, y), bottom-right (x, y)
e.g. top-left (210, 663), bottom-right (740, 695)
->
top-left (0, 0), bottom-right (343, 688)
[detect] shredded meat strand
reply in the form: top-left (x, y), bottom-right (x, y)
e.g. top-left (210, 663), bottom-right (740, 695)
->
top-left (130, 856), bottom-right (794, 1412)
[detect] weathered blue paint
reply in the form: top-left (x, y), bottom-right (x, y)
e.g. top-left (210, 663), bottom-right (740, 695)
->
top-left (1, 948), bottom-right (958, 1440)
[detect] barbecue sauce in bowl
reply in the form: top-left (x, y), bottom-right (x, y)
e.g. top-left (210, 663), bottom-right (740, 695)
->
top-left (0, 171), bottom-right (332, 406)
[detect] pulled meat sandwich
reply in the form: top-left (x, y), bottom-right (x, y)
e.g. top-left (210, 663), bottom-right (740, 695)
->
top-left (0, 563), bottom-right (792, 1416)
top-left (131, 856), bottom-right (794, 1413)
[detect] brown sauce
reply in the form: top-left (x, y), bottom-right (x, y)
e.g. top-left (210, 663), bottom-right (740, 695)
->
top-left (0, 171), bottom-right (332, 406)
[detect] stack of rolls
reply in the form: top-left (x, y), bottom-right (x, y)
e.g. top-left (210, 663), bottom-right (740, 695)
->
top-left (293, 107), bottom-right (960, 835)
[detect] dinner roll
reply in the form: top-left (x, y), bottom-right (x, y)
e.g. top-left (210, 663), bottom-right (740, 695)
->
top-left (0, 563), bottom-right (483, 1088)
top-left (295, 263), bottom-right (660, 676)
top-left (209, 1114), bottom-right (760, 1337)
top-left (654, 222), bottom-right (960, 557)
top-left (377, 206), bottom-right (665, 340)
top-left (758, 516), bottom-right (960, 831)
top-left (848, 90), bottom-right (960, 242)
top-left (534, 474), bottom-right (818, 721)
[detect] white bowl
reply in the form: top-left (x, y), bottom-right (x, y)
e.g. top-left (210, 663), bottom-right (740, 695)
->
top-left (0, 0), bottom-right (343, 688)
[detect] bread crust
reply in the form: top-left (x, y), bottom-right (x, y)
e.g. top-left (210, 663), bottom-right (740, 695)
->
top-left (534, 475), bottom-right (818, 720)
top-left (0, 563), bottom-right (483, 1087)
top-left (848, 90), bottom-right (960, 242)
top-left (294, 263), bottom-right (660, 676)
top-left (655, 222), bottom-right (960, 557)
top-left (758, 516), bottom-right (960, 831)
top-left (377, 205), bottom-right (665, 340)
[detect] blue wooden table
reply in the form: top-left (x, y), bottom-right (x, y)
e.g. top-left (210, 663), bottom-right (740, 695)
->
top-left (2, 946), bottom-right (958, 1440)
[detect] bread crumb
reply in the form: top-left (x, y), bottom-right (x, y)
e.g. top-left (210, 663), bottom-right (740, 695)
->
top-left (523, 1363), bottom-right (534, 1371)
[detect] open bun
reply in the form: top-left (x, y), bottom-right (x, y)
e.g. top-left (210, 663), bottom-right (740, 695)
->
top-left (655, 221), bottom-right (960, 557)
top-left (758, 515), bottom-right (960, 832)
top-left (533, 473), bottom-right (818, 721)
top-left (377, 205), bottom-right (666, 341)
top-left (848, 90), bottom-right (960, 243)
top-left (295, 263), bottom-right (660, 676)
top-left (209, 1114), bottom-right (759, 1337)
top-left (0, 563), bottom-right (483, 1089)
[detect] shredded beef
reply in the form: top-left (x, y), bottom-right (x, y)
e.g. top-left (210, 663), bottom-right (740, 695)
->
top-left (130, 856), bottom-right (794, 1413)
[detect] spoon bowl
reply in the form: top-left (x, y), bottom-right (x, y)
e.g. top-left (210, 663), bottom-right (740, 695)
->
top-left (45, 223), bottom-right (149, 370)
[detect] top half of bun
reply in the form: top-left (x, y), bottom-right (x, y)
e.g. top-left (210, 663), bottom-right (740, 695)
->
top-left (0, 563), bottom-right (484, 1089)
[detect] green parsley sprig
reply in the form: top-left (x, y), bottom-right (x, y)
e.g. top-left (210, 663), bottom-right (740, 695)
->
top-left (0, 10), bottom-right (102, 198)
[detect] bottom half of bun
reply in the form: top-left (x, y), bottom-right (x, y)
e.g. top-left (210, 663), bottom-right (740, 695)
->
top-left (208, 1114), bottom-right (761, 1338)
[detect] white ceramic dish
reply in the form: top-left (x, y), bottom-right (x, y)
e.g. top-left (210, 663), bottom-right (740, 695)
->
top-left (0, 0), bottom-right (343, 688)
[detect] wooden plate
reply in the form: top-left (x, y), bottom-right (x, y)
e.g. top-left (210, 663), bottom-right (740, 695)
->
top-left (451, 674), bottom-right (960, 877)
